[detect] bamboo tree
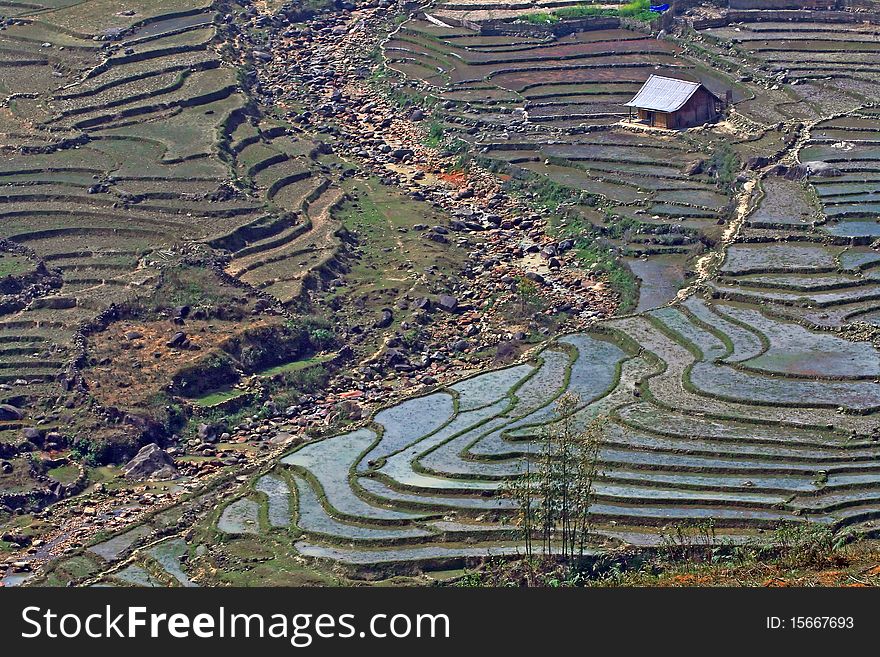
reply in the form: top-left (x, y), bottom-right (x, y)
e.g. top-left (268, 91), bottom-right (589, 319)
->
top-left (505, 392), bottom-right (606, 563)
top-left (540, 419), bottom-right (555, 555)
top-left (502, 450), bottom-right (535, 559)
top-left (574, 415), bottom-right (605, 559)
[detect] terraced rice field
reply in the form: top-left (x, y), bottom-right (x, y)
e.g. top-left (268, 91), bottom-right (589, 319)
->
top-left (11, 4), bottom-right (880, 586)
top-left (383, 18), bottom-right (751, 308)
top-left (802, 113), bottom-right (880, 244)
top-left (697, 19), bottom-right (880, 122)
top-left (192, 119), bottom-right (880, 575)
top-left (0, 0), bottom-right (341, 458)
top-left (204, 291), bottom-right (880, 574)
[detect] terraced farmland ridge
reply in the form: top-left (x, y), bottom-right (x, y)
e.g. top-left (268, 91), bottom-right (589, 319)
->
top-left (0, 0), bottom-right (350, 518)
top-left (219, 6), bottom-right (880, 576)
top-left (6, 0), bottom-right (880, 587)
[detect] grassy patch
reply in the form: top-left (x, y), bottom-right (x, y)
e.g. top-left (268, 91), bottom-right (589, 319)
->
top-left (425, 120), bottom-right (445, 147)
top-left (0, 253), bottom-right (32, 277)
top-left (709, 142), bottom-right (741, 190)
top-left (256, 353), bottom-right (335, 377)
top-left (455, 526), bottom-right (879, 588)
top-left (324, 177), bottom-right (479, 338)
top-left (522, 12), bottom-right (560, 25)
top-left (190, 387), bottom-right (247, 407)
top-left (522, 1), bottom-right (657, 26)
top-left (47, 464), bottom-right (80, 485)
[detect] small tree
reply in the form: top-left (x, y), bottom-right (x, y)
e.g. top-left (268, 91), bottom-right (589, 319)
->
top-left (572, 414), bottom-right (604, 559)
top-left (503, 455), bottom-right (536, 560)
top-left (515, 276), bottom-right (540, 319)
top-left (505, 392), bottom-right (606, 562)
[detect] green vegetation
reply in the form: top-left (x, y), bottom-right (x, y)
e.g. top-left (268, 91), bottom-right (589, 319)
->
top-left (326, 177), bottom-right (477, 342)
top-left (257, 354), bottom-right (335, 377)
top-left (456, 522), bottom-right (866, 587)
top-left (425, 120), bottom-right (445, 147)
top-left (550, 209), bottom-right (639, 312)
top-left (47, 464), bottom-right (80, 485)
top-left (575, 240), bottom-right (639, 312)
top-left (491, 164), bottom-right (639, 312)
top-left (190, 387), bottom-right (247, 408)
top-left (709, 142), bottom-right (741, 190)
top-left (523, 1), bottom-right (657, 25)
top-left (0, 254), bottom-right (32, 278)
top-left (70, 432), bottom-right (139, 468)
top-left (505, 175), bottom-right (581, 212)
top-left (268, 364), bottom-right (331, 415)
top-left (504, 395), bottom-right (604, 560)
top-left (522, 12), bottom-right (560, 25)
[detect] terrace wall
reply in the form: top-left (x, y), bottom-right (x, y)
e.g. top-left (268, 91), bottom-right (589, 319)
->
top-left (693, 8), bottom-right (880, 29)
top-left (671, 0), bottom-right (726, 12)
top-left (477, 16), bottom-right (621, 37)
top-left (729, 0), bottom-right (845, 8)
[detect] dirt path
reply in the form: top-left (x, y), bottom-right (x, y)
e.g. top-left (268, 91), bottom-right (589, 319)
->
top-left (675, 175), bottom-right (758, 303)
top-left (674, 118), bottom-right (818, 305)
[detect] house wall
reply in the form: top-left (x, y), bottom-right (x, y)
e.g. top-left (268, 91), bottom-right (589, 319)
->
top-left (637, 109), bottom-right (671, 128)
top-left (674, 89), bottom-right (718, 129)
top-left (636, 88), bottom-right (718, 130)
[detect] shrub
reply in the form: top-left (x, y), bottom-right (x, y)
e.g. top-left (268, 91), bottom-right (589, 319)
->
top-left (709, 143), bottom-right (740, 189)
top-left (522, 12), bottom-right (560, 25)
top-left (309, 327), bottom-right (335, 350)
top-left (71, 434), bottom-right (139, 467)
top-left (425, 120), bottom-right (445, 147)
top-left (763, 522), bottom-right (846, 569)
top-left (524, 1), bottom-right (656, 25)
top-left (172, 354), bottom-right (239, 397)
top-left (619, 0), bottom-right (654, 20)
top-left (574, 241), bottom-right (638, 312)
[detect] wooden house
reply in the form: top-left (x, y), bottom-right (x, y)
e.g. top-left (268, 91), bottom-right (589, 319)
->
top-left (625, 75), bottom-right (723, 130)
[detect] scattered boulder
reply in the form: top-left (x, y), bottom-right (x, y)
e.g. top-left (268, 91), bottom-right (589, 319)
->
top-left (21, 427), bottom-right (42, 445)
top-left (121, 443), bottom-right (178, 480)
top-left (412, 296), bottom-right (431, 310)
top-left (166, 331), bottom-right (188, 348)
top-left (682, 159), bottom-right (704, 176)
top-left (389, 148), bottom-right (413, 161)
top-left (374, 308), bottom-right (394, 329)
top-left (44, 431), bottom-right (65, 450)
top-left (784, 161), bottom-right (842, 180)
top-left (436, 294), bottom-right (458, 312)
top-left (0, 404), bottom-right (23, 421)
top-left (197, 423), bottom-right (218, 443)
top-left (746, 155), bottom-right (771, 170)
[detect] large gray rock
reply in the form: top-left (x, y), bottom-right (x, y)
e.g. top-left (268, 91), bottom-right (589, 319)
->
top-left (122, 443), bottom-right (178, 481)
top-left (374, 308), bottom-right (394, 329)
top-left (437, 294), bottom-right (458, 312)
top-left (0, 404), bottom-right (23, 421)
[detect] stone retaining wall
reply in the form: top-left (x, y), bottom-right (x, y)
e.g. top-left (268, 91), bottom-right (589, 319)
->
top-left (729, 0), bottom-right (845, 9)
top-left (693, 8), bottom-right (880, 29)
top-left (0, 461), bottom-right (87, 513)
top-left (472, 16), bottom-right (621, 37)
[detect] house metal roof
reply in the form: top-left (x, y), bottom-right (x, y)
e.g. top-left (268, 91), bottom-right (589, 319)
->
top-left (624, 75), bottom-right (706, 113)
